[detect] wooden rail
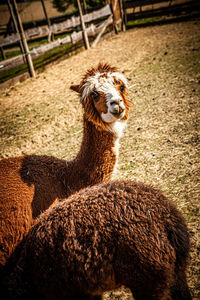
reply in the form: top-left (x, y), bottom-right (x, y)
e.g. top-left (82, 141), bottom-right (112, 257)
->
top-left (0, 4), bottom-right (112, 48)
top-left (123, 0), bottom-right (200, 25)
top-left (0, 16), bottom-right (113, 72)
top-left (123, 0), bottom-right (173, 9)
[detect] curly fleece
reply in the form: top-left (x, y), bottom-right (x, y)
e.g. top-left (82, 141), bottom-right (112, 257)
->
top-left (0, 63), bottom-right (129, 274)
top-left (6, 180), bottom-right (191, 300)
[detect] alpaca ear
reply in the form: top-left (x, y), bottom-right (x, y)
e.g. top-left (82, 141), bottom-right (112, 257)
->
top-left (70, 85), bottom-right (81, 94)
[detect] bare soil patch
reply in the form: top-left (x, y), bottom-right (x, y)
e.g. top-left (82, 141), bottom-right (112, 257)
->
top-left (0, 19), bottom-right (199, 299)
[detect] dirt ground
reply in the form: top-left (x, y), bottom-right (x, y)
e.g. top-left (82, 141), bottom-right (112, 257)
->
top-left (0, 18), bottom-right (199, 299)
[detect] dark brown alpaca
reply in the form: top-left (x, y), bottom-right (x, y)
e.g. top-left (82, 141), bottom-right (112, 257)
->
top-left (0, 63), bottom-right (130, 274)
top-left (4, 180), bottom-right (191, 300)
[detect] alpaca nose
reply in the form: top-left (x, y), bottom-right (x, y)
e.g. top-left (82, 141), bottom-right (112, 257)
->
top-left (110, 99), bottom-right (124, 114)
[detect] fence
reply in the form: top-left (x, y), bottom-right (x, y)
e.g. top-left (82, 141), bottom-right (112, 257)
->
top-left (0, 0), bottom-right (199, 83)
top-left (0, 5), bottom-right (112, 48)
top-left (123, 0), bottom-right (200, 26)
top-left (0, 4), bottom-right (113, 73)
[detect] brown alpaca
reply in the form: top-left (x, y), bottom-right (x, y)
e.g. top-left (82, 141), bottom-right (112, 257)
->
top-left (0, 63), bottom-right (130, 273)
top-left (4, 180), bottom-right (191, 300)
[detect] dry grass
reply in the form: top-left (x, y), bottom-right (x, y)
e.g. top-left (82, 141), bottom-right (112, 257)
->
top-left (0, 19), bottom-right (199, 299)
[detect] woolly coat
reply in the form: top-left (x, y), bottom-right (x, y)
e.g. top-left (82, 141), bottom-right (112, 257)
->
top-left (0, 119), bottom-right (118, 267)
top-left (5, 180), bottom-right (191, 300)
top-left (0, 63), bottom-right (130, 272)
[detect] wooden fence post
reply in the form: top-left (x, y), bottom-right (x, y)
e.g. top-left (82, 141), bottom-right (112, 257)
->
top-left (0, 47), bottom-right (6, 60)
top-left (83, 0), bottom-right (87, 14)
top-left (11, 0), bottom-right (35, 77)
top-left (7, 0), bottom-right (26, 63)
top-left (119, 0), bottom-right (125, 31)
top-left (109, 0), bottom-right (123, 33)
top-left (41, 0), bottom-right (53, 42)
top-left (77, 0), bottom-right (90, 50)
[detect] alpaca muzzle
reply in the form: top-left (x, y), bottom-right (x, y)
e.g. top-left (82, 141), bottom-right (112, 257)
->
top-left (110, 99), bottom-right (125, 117)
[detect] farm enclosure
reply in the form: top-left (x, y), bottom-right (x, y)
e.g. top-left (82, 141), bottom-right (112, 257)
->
top-left (0, 0), bottom-right (200, 86)
top-left (0, 16), bottom-right (200, 300)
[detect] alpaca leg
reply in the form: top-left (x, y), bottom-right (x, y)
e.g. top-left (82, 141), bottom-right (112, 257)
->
top-left (66, 293), bottom-right (101, 300)
top-left (129, 284), bottom-right (172, 300)
top-left (90, 296), bottom-right (102, 300)
top-left (132, 291), bottom-right (172, 300)
top-left (65, 294), bottom-right (90, 300)
top-left (170, 271), bottom-right (192, 300)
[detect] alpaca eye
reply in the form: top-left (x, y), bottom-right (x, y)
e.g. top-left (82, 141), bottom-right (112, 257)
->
top-left (120, 85), bottom-right (125, 93)
top-left (91, 91), bottom-right (99, 101)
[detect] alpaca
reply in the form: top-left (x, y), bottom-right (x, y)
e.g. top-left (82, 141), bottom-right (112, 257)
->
top-left (4, 180), bottom-right (191, 300)
top-left (0, 63), bottom-right (130, 274)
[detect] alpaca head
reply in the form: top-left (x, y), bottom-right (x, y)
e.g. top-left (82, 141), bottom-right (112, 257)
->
top-left (70, 63), bottom-right (130, 133)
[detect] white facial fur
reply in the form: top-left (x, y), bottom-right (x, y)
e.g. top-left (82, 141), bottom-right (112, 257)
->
top-left (81, 71), bottom-right (128, 123)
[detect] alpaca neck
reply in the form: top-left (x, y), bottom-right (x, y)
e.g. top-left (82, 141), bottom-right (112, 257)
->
top-left (76, 118), bottom-right (118, 180)
top-left (64, 116), bottom-right (125, 195)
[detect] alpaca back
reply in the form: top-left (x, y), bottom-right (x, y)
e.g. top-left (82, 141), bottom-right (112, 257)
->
top-left (5, 180), bottom-right (191, 300)
top-left (0, 155), bottom-right (66, 275)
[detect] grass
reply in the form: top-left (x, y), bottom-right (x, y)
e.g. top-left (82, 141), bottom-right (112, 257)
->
top-left (127, 16), bottom-right (162, 27)
top-left (1, 31), bottom-right (78, 61)
top-left (0, 26), bottom-right (104, 84)
top-left (0, 5), bottom-right (109, 83)
top-left (0, 40), bottom-right (83, 83)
